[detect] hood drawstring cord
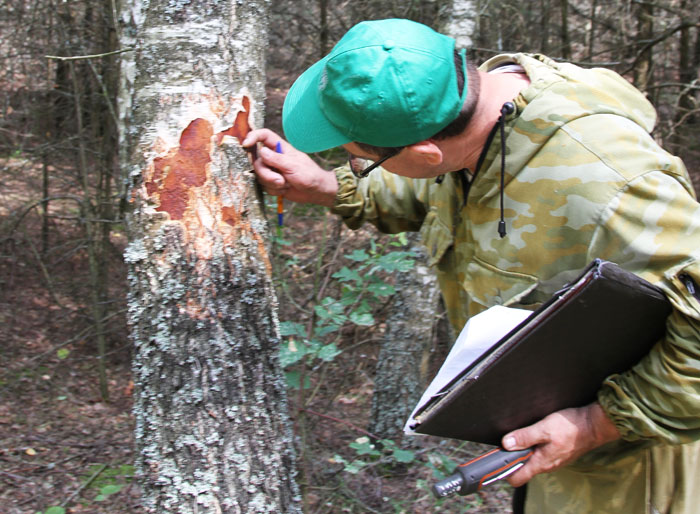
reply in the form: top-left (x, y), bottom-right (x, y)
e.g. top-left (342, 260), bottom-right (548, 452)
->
top-left (498, 102), bottom-right (515, 238)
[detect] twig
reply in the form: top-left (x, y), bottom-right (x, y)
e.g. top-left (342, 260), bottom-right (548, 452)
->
top-left (299, 407), bottom-right (379, 440)
top-left (0, 469), bottom-right (31, 483)
top-left (60, 463), bottom-right (107, 507)
top-left (45, 47), bottom-right (136, 61)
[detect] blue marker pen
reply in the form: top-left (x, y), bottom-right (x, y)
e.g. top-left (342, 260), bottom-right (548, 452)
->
top-left (275, 141), bottom-right (283, 227)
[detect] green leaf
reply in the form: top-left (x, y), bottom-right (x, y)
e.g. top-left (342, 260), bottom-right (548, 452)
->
top-left (314, 299), bottom-right (347, 325)
top-left (344, 460), bottom-right (366, 474)
top-left (56, 349), bottom-right (70, 360)
top-left (349, 311), bottom-right (375, 326)
top-left (45, 508), bottom-right (66, 514)
top-left (350, 437), bottom-right (380, 456)
top-left (279, 340), bottom-right (307, 368)
top-left (392, 449), bottom-right (415, 463)
top-left (374, 252), bottom-right (415, 272)
top-left (367, 281), bottom-right (395, 297)
top-left (285, 370), bottom-right (310, 389)
top-left (314, 324), bottom-right (340, 337)
top-left (279, 321), bottom-right (306, 337)
top-left (339, 288), bottom-right (360, 306)
top-left (332, 267), bottom-right (363, 283)
top-left (318, 343), bottom-right (341, 362)
top-left (100, 484), bottom-right (123, 495)
top-left (346, 249), bottom-right (369, 262)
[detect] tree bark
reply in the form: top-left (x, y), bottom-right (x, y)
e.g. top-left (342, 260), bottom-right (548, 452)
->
top-left (368, 234), bottom-right (444, 439)
top-left (439, 0), bottom-right (476, 50)
top-left (119, 0), bottom-right (300, 511)
top-left (633, 1), bottom-right (654, 92)
top-left (560, 0), bottom-right (571, 60)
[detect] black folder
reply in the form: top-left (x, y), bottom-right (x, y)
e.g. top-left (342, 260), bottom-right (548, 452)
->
top-left (409, 259), bottom-right (671, 445)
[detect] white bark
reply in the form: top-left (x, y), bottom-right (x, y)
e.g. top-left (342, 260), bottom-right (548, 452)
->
top-left (439, 0), bottom-right (476, 49)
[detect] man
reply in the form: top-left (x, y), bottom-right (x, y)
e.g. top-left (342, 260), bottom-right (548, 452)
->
top-left (242, 18), bottom-right (700, 513)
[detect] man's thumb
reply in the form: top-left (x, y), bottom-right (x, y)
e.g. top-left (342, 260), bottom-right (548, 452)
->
top-left (503, 430), bottom-right (530, 451)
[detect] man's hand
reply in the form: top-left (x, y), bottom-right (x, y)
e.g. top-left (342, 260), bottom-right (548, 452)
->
top-left (242, 128), bottom-right (339, 207)
top-left (502, 402), bottom-right (621, 487)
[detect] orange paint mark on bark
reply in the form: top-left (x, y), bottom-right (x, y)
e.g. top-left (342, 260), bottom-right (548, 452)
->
top-left (146, 118), bottom-right (213, 220)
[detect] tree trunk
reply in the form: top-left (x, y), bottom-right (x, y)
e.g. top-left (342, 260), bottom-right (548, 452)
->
top-left (587, 0), bottom-right (597, 60)
top-left (633, 1), bottom-right (654, 92)
top-left (368, 234), bottom-right (444, 439)
top-left (439, 0), bottom-right (476, 50)
top-left (677, 2), bottom-right (697, 125)
top-left (119, 0), bottom-right (300, 511)
top-left (368, 3), bottom-right (475, 441)
top-left (560, 0), bottom-right (571, 59)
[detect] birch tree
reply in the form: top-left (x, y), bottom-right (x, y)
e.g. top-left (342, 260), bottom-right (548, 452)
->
top-left (119, 1), bottom-right (300, 511)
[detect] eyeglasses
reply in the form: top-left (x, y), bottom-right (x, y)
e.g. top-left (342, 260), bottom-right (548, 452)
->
top-left (347, 147), bottom-right (402, 178)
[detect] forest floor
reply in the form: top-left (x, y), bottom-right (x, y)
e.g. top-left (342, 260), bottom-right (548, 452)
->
top-left (0, 89), bottom-right (515, 513)
top-left (0, 170), bottom-right (514, 514)
top-left (0, 174), bottom-right (511, 514)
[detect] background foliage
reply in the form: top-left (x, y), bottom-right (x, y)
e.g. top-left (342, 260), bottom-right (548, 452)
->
top-left (1, 0), bottom-right (699, 512)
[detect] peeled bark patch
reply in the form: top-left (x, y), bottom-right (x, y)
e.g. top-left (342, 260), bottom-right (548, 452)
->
top-left (148, 118), bottom-right (213, 220)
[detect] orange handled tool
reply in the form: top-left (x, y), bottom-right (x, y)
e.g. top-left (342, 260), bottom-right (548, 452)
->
top-left (432, 447), bottom-right (533, 498)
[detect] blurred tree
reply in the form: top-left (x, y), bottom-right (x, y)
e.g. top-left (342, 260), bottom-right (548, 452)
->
top-left (367, 0), bottom-right (475, 440)
top-left (1, 0), bottom-right (122, 401)
top-left (119, 0), bottom-right (300, 511)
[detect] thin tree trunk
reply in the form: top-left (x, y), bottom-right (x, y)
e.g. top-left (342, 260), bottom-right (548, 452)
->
top-left (560, 0), bottom-right (571, 59)
top-left (633, 1), bottom-right (654, 92)
top-left (120, 0), bottom-right (300, 511)
top-left (677, 3), bottom-right (697, 125)
top-left (587, 0), bottom-right (597, 60)
top-left (368, 235), bottom-right (443, 439)
top-left (539, 0), bottom-right (550, 54)
top-left (69, 58), bottom-right (110, 401)
top-left (319, 0), bottom-right (329, 57)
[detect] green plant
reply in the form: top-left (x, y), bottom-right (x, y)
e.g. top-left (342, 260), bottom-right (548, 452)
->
top-left (278, 233), bottom-right (416, 389)
top-left (333, 436), bottom-right (416, 474)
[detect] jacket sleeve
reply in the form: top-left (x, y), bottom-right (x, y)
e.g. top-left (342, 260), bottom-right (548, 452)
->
top-left (591, 169), bottom-right (700, 444)
top-left (330, 165), bottom-right (428, 233)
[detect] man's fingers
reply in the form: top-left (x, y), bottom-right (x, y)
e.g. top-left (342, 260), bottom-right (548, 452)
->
top-left (259, 146), bottom-right (287, 170)
top-left (253, 157), bottom-right (286, 187)
top-left (507, 458), bottom-right (538, 487)
top-left (241, 128), bottom-right (280, 149)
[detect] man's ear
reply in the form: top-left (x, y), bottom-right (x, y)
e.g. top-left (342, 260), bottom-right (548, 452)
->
top-left (407, 140), bottom-right (443, 165)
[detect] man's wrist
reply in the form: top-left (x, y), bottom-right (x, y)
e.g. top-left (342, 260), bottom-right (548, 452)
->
top-left (309, 169), bottom-right (338, 207)
top-left (588, 402), bottom-right (621, 448)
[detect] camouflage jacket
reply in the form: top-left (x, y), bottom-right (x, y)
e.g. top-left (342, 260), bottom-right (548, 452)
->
top-left (331, 53), bottom-right (700, 513)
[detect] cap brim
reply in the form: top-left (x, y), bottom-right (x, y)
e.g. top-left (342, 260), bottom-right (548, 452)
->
top-left (282, 57), bottom-right (352, 153)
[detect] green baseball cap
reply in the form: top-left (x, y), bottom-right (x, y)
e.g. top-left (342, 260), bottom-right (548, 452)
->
top-left (282, 18), bottom-right (468, 153)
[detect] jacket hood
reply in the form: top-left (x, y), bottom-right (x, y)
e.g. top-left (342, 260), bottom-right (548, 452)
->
top-left (474, 54), bottom-right (658, 179)
top-left (470, 54), bottom-right (660, 238)
top-left (483, 53), bottom-right (656, 132)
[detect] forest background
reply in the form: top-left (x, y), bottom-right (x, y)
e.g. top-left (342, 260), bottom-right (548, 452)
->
top-left (2, 0), bottom-right (699, 512)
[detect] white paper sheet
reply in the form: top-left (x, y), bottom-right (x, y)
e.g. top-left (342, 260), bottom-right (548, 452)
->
top-left (404, 305), bottom-right (532, 434)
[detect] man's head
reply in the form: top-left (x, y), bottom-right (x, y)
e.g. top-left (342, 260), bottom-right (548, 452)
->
top-left (282, 19), bottom-right (469, 153)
